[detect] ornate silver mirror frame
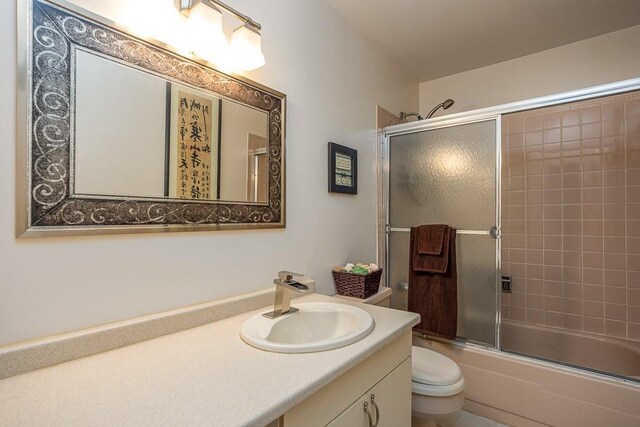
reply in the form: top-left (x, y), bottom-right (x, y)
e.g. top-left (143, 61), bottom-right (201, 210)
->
top-left (16, 0), bottom-right (286, 237)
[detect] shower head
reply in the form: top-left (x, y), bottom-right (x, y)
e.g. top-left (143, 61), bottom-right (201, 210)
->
top-left (425, 98), bottom-right (455, 119)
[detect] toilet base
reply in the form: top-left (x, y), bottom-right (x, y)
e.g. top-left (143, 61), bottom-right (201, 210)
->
top-left (411, 392), bottom-right (464, 423)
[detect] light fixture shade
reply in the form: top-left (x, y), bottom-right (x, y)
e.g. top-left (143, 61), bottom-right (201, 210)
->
top-left (120, 0), bottom-right (187, 48)
top-left (228, 25), bottom-right (266, 71)
top-left (188, 1), bottom-right (227, 63)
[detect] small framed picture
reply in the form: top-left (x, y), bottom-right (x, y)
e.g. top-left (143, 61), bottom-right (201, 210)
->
top-left (328, 142), bottom-right (357, 194)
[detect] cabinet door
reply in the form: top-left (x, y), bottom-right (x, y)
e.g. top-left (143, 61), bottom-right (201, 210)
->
top-left (325, 394), bottom-right (370, 427)
top-left (328, 358), bottom-right (411, 427)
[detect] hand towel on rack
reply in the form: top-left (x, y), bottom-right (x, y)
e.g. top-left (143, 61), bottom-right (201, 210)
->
top-left (416, 224), bottom-right (448, 255)
top-left (412, 225), bottom-right (451, 274)
top-left (408, 225), bottom-right (458, 340)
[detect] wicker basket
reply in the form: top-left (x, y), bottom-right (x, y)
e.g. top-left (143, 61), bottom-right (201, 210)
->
top-left (333, 269), bottom-right (383, 299)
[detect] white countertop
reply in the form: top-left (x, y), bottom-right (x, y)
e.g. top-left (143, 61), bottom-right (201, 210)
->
top-left (0, 294), bottom-right (419, 426)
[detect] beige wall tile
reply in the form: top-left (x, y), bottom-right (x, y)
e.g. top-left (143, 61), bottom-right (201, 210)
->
top-left (563, 282), bottom-right (583, 299)
top-left (563, 236), bottom-right (582, 251)
top-left (629, 289), bottom-right (640, 306)
top-left (605, 286), bottom-right (626, 304)
top-left (583, 316), bottom-right (605, 333)
top-left (583, 268), bottom-right (604, 285)
top-left (628, 322), bottom-right (640, 340)
top-left (604, 269), bottom-right (626, 287)
top-left (563, 267), bottom-right (582, 283)
top-left (527, 309), bottom-right (544, 325)
top-left (604, 319), bottom-right (626, 337)
top-left (502, 92), bottom-right (640, 343)
top-left (583, 252), bottom-right (604, 269)
top-left (629, 306), bottom-right (640, 323)
top-left (543, 158), bottom-right (562, 174)
top-left (582, 171), bottom-right (602, 187)
top-left (544, 311), bottom-right (562, 327)
top-left (582, 123), bottom-right (601, 139)
top-left (543, 281), bottom-right (563, 297)
top-left (527, 294), bottom-right (544, 310)
top-left (603, 169), bottom-right (625, 186)
top-left (583, 284), bottom-right (604, 301)
top-left (604, 236), bottom-right (625, 253)
top-left (603, 102), bottom-right (624, 121)
top-left (544, 296), bottom-right (562, 311)
top-left (584, 301), bottom-right (604, 318)
top-left (542, 112), bottom-right (561, 129)
top-left (526, 279), bottom-right (543, 294)
top-left (563, 314), bottom-right (583, 330)
top-left (583, 236), bottom-right (603, 252)
top-left (563, 298), bottom-right (582, 315)
top-left (604, 303), bottom-right (626, 321)
top-left (562, 155), bottom-right (581, 171)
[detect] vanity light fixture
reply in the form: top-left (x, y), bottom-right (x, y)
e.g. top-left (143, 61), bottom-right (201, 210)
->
top-left (228, 23), bottom-right (265, 71)
top-left (184, 0), bottom-right (226, 63)
top-left (177, 0), bottom-right (265, 71)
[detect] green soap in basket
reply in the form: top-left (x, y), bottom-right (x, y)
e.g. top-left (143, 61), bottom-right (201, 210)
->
top-left (351, 266), bottom-right (369, 275)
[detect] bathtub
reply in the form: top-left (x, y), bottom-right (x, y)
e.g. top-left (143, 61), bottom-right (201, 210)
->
top-left (415, 333), bottom-right (640, 426)
top-left (500, 320), bottom-right (640, 380)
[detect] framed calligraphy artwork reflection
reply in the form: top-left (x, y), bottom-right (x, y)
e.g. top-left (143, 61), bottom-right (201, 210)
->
top-left (169, 88), bottom-right (218, 200)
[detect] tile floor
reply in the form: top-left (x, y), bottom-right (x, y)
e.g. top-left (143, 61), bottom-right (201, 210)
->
top-left (436, 410), bottom-right (511, 427)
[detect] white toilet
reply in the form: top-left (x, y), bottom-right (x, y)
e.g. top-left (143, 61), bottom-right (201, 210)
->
top-left (335, 288), bottom-right (465, 424)
top-left (411, 345), bottom-right (465, 425)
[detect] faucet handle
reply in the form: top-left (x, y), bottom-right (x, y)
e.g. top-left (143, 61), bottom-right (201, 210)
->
top-left (278, 271), bottom-right (303, 281)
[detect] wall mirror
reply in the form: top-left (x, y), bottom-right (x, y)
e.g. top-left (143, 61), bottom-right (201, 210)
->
top-left (17, 0), bottom-right (286, 237)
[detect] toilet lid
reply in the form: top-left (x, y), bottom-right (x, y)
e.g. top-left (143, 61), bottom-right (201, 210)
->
top-left (412, 346), bottom-right (463, 386)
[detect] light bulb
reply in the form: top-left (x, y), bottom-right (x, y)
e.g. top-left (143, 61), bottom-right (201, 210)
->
top-left (120, 0), bottom-right (186, 47)
top-left (187, 1), bottom-right (228, 63)
top-left (227, 25), bottom-right (265, 71)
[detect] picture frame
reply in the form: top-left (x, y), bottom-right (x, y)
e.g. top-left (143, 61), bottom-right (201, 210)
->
top-left (328, 142), bottom-right (357, 195)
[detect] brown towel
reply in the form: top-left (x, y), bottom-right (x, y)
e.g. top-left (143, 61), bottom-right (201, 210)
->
top-left (416, 224), bottom-right (448, 255)
top-left (412, 225), bottom-right (451, 273)
top-left (408, 226), bottom-right (457, 340)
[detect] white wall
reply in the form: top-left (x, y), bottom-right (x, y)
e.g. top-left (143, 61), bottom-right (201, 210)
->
top-left (419, 25), bottom-right (640, 116)
top-left (0, 0), bottom-right (417, 346)
top-left (75, 50), bottom-right (168, 198)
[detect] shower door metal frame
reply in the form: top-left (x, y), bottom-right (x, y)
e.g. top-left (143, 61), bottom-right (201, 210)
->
top-left (382, 114), bottom-right (503, 348)
top-left (379, 76), bottom-right (640, 382)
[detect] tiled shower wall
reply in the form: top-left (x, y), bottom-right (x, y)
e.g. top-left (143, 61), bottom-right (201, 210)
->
top-left (501, 91), bottom-right (640, 342)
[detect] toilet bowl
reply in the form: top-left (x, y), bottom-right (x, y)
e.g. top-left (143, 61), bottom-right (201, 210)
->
top-left (411, 345), bottom-right (465, 423)
top-left (333, 289), bottom-right (465, 423)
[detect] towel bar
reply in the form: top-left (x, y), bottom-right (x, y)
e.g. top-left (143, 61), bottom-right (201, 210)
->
top-left (387, 227), bottom-right (490, 235)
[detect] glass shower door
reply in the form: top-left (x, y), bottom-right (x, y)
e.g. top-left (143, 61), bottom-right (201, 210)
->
top-left (386, 118), bottom-right (500, 346)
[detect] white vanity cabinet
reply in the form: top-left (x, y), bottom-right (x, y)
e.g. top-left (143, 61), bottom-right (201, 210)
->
top-left (327, 358), bottom-right (411, 426)
top-left (281, 331), bottom-right (412, 427)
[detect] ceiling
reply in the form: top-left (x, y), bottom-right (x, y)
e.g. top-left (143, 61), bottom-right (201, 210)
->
top-left (325, 0), bottom-right (640, 82)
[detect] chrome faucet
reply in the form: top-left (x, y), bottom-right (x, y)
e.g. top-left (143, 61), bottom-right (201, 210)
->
top-left (263, 271), bottom-right (311, 319)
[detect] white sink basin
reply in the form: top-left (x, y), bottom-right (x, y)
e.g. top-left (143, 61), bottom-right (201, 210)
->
top-left (240, 302), bottom-right (375, 353)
